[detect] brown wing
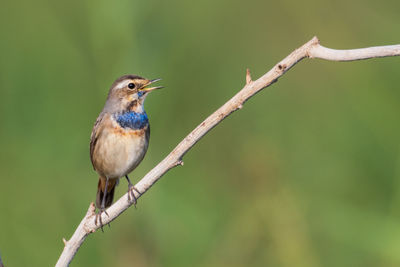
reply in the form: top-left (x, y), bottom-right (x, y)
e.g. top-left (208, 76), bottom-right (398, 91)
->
top-left (90, 113), bottom-right (105, 168)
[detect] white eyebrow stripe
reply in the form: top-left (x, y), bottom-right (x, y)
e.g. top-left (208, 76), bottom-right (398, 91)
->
top-left (114, 80), bottom-right (131, 90)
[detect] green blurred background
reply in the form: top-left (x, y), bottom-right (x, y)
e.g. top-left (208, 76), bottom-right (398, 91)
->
top-left (1, 0), bottom-right (400, 266)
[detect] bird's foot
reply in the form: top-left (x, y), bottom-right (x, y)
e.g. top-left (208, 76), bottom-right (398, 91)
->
top-left (127, 184), bottom-right (141, 207)
top-left (94, 207), bottom-right (109, 232)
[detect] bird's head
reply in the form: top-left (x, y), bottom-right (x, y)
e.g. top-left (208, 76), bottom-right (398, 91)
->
top-left (104, 74), bottom-right (163, 113)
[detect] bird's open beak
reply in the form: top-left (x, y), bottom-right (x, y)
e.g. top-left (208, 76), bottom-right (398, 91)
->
top-left (140, 78), bottom-right (163, 92)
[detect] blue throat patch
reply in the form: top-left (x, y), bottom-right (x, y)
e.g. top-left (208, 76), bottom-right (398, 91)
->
top-left (115, 111), bottom-right (148, 130)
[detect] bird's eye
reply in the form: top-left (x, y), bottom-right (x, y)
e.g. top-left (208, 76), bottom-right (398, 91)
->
top-left (128, 83), bottom-right (135, 89)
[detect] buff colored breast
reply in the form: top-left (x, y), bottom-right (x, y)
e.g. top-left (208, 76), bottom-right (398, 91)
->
top-left (92, 115), bottom-right (149, 179)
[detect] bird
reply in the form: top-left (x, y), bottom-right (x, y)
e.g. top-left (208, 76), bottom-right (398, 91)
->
top-left (90, 74), bottom-right (162, 225)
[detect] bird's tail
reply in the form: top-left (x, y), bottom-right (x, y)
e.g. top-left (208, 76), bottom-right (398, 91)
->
top-left (0, 252), bottom-right (4, 267)
top-left (96, 177), bottom-right (117, 209)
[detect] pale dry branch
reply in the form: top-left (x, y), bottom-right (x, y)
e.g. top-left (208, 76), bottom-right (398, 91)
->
top-left (55, 36), bottom-right (400, 267)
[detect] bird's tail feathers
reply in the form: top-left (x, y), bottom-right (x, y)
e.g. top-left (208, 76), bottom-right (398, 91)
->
top-left (0, 252), bottom-right (4, 267)
top-left (96, 177), bottom-right (117, 209)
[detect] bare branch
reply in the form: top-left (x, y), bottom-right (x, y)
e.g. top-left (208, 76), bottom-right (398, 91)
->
top-left (246, 68), bottom-right (252, 84)
top-left (309, 43), bottom-right (400, 61)
top-left (55, 36), bottom-right (400, 267)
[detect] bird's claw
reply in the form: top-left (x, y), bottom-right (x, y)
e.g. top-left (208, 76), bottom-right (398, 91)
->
top-left (94, 208), bottom-right (109, 232)
top-left (127, 184), bottom-right (141, 207)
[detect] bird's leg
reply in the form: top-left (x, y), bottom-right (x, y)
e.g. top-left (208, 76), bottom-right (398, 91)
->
top-left (95, 177), bottom-right (110, 232)
top-left (126, 175), bottom-right (141, 207)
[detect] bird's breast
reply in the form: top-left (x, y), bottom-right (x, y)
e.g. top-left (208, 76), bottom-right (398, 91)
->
top-left (92, 115), bottom-right (150, 179)
top-left (114, 111), bottom-right (148, 130)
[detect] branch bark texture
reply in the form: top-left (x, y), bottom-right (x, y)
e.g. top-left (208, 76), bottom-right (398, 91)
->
top-left (55, 36), bottom-right (400, 266)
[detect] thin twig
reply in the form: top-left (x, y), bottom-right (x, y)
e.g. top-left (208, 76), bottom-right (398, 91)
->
top-left (55, 36), bottom-right (400, 267)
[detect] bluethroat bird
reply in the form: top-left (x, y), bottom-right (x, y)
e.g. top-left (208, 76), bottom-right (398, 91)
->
top-left (90, 75), bottom-right (162, 224)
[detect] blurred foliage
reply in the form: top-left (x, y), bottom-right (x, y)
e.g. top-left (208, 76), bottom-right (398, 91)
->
top-left (0, 0), bottom-right (400, 266)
